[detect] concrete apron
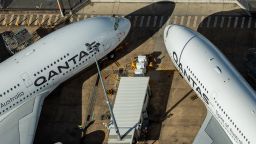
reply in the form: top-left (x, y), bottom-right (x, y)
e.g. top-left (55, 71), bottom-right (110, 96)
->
top-left (90, 0), bottom-right (247, 12)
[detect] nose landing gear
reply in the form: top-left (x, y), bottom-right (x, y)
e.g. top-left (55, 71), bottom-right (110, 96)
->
top-left (107, 51), bottom-right (116, 60)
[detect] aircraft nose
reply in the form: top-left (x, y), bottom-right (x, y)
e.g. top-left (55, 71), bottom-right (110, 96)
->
top-left (112, 17), bottom-right (131, 42)
top-left (114, 17), bottom-right (131, 35)
top-left (164, 24), bottom-right (196, 58)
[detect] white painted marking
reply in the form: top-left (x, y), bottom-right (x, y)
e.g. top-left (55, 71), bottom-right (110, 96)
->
top-left (193, 16), bottom-right (198, 27)
top-left (44, 16), bottom-right (51, 25)
top-left (47, 15), bottom-right (53, 25)
top-left (248, 17), bottom-right (252, 28)
top-left (15, 15), bottom-right (20, 26)
top-left (139, 16), bottom-right (144, 27)
top-left (70, 16), bottom-right (74, 22)
top-left (133, 16), bottom-right (138, 27)
top-left (153, 16), bottom-right (158, 27)
top-left (200, 16), bottom-right (205, 22)
top-left (206, 16), bottom-right (211, 28)
top-left (220, 16), bottom-right (224, 28)
top-left (234, 17), bottom-right (238, 28)
top-left (9, 14), bottom-right (14, 25)
top-left (77, 15), bottom-right (81, 21)
top-left (34, 15), bottom-right (40, 25)
top-left (2, 15), bottom-right (7, 25)
top-left (186, 16), bottom-right (191, 26)
top-left (199, 16), bottom-right (205, 27)
top-left (4, 14), bottom-right (7, 25)
top-left (146, 16), bottom-right (151, 27)
top-left (173, 16), bottom-right (177, 24)
top-left (0, 15), bottom-right (5, 25)
top-left (21, 15), bottom-right (27, 25)
top-left (227, 16), bottom-right (231, 28)
top-left (40, 15), bottom-right (46, 25)
top-left (180, 16), bottom-right (184, 25)
top-left (28, 15), bottom-right (34, 26)
top-left (241, 17), bottom-right (245, 28)
top-left (38, 15), bottom-right (44, 25)
top-left (159, 16), bottom-right (164, 27)
top-left (213, 16), bottom-right (218, 28)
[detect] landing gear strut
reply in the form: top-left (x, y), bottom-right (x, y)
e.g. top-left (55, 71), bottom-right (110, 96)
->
top-left (107, 51), bottom-right (116, 60)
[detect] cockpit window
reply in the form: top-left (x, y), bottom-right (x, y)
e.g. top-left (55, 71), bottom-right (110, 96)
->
top-left (114, 16), bottom-right (120, 31)
top-left (166, 25), bottom-right (172, 38)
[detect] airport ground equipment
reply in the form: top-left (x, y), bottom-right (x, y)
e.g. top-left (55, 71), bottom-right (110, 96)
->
top-left (131, 55), bottom-right (148, 75)
top-left (108, 77), bottom-right (150, 144)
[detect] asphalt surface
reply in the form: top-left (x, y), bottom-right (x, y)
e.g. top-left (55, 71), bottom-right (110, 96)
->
top-left (0, 0), bottom-right (87, 10)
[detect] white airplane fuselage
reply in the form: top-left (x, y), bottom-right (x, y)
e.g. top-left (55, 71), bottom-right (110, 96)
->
top-left (0, 16), bottom-right (130, 144)
top-left (164, 25), bottom-right (256, 144)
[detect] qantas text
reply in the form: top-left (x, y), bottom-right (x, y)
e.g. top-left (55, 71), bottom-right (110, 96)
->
top-left (34, 42), bottom-right (100, 87)
top-left (172, 51), bottom-right (209, 104)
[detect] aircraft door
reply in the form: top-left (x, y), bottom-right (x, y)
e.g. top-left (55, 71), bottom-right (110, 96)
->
top-left (20, 72), bottom-right (33, 88)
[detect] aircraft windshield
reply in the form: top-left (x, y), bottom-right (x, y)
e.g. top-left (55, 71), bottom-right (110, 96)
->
top-left (114, 17), bottom-right (120, 31)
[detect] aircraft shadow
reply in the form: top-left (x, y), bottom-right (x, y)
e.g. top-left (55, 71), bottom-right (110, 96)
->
top-left (0, 0), bottom-right (13, 8)
top-left (80, 130), bottom-right (105, 144)
top-left (145, 70), bottom-right (174, 140)
top-left (119, 1), bottom-right (175, 61)
top-left (34, 2), bottom-right (175, 144)
top-left (161, 89), bottom-right (193, 122)
top-left (197, 9), bottom-right (256, 88)
top-left (147, 51), bottom-right (163, 70)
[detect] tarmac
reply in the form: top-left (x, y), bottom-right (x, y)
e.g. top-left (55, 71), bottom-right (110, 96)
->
top-left (78, 2), bottom-right (240, 16)
top-left (0, 3), bottom-right (241, 27)
top-left (0, 0), bottom-right (88, 10)
top-left (0, 1), bottom-right (255, 144)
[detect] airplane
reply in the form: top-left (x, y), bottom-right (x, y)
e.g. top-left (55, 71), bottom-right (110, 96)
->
top-left (164, 25), bottom-right (256, 144)
top-left (0, 16), bottom-right (130, 144)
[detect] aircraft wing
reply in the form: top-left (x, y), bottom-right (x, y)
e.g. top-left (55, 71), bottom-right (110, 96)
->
top-left (0, 91), bottom-right (49, 144)
top-left (193, 110), bottom-right (232, 144)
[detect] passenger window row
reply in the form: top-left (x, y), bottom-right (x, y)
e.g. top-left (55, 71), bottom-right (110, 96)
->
top-left (213, 97), bottom-right (250, 143)
top-left (187, 66), bottom-right (208, 94)
top-left (0, 83), bottom-right (20, 97)
top-left (61, 51), bottom-right (98, 76)
top-left (0, 91), bottom-right (28, 115)
top-left (33, 53), bottom-right (70, 77)
top-left (0, 50), bottom-right (100, 115)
